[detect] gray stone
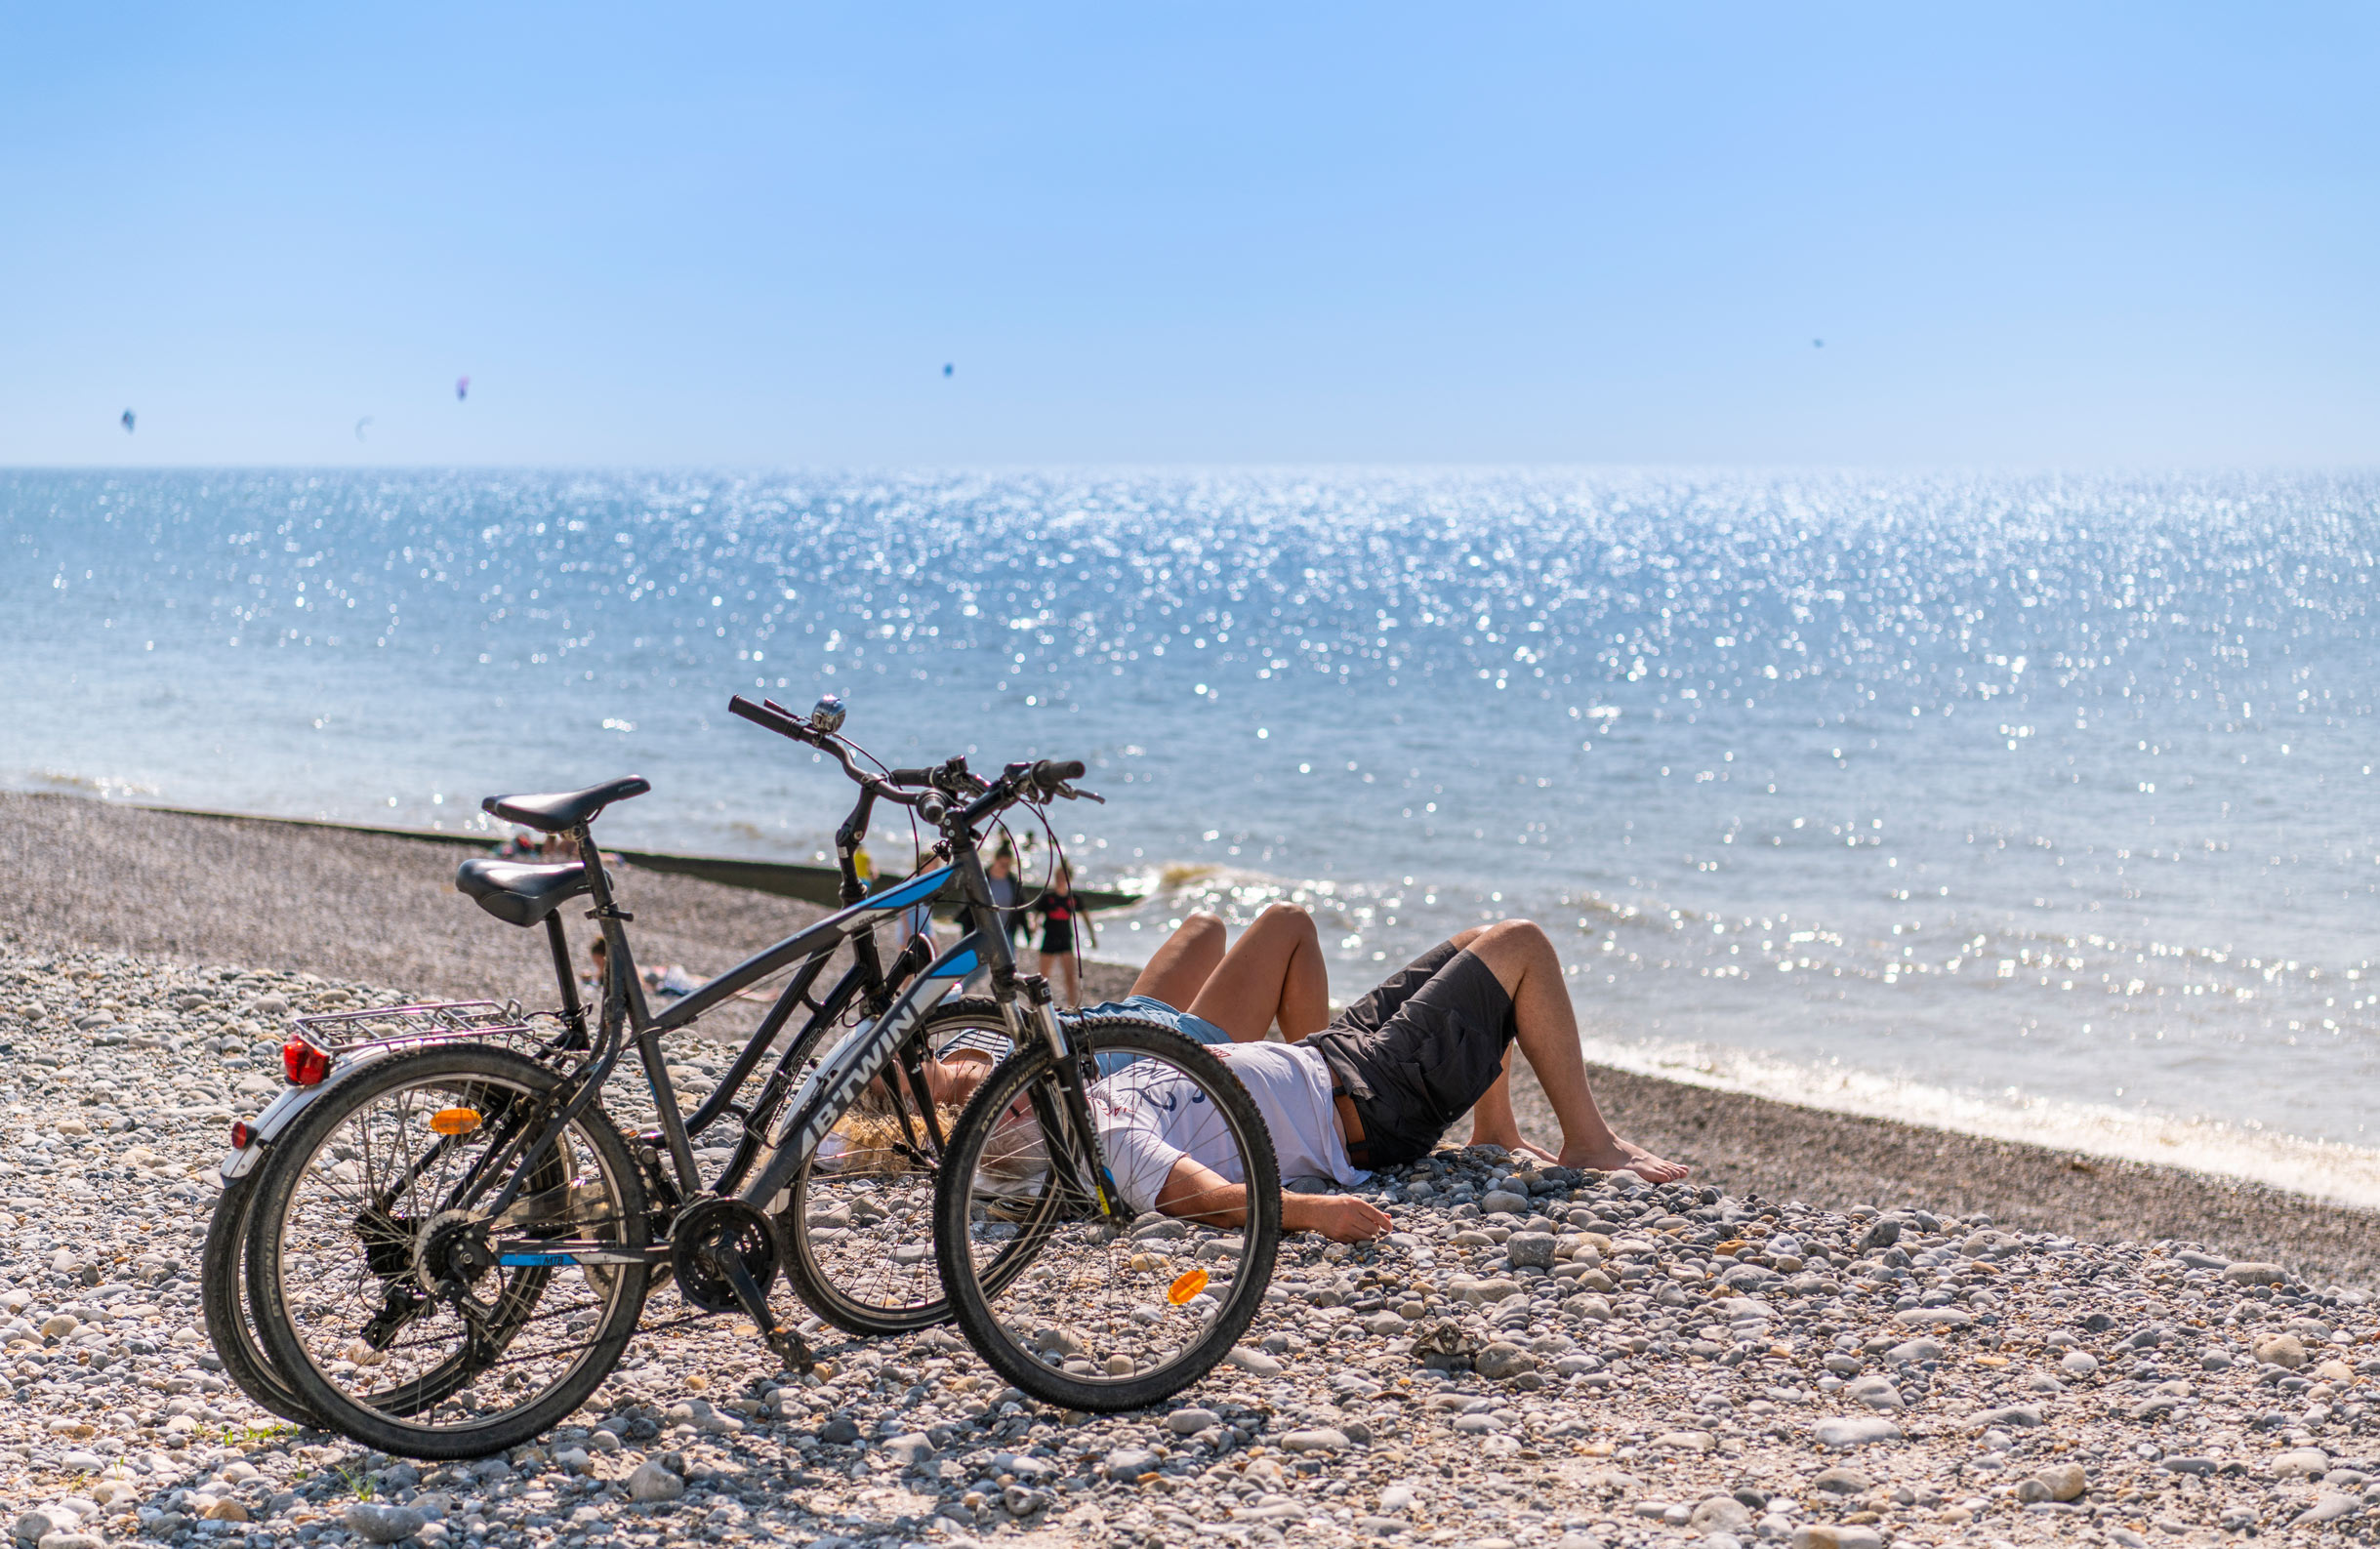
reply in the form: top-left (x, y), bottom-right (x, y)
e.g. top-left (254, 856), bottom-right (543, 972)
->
top-left (1812, 1417), bottom-right (1903, 1448)
top-left (1810, 1467), bottom-right (1870, 1493)
top-left (1475, 1341), bottom-right (1538, 1381)
top-left (1480, 1190), bottom-right (1530, 1215)
top-left (35, 1535), bottom-right (103, 1549)
top-left (881, 1432), bottom-right (934, 1466)
top-left (2222, 1261), bottom-right (2286, 1285)
top-left (1503, 1232), bottom-right (1557, 1269)
top-left (1790, 1528), bottom-right (1881, 1549)
top-left (2059, 1350), bottom-right (2099, 1377)
top-left (625, 1461), bottom-right (685, 1503)
top-left (1845, 1375), bottom-right (1904, 1410)
top-left (343, 1503), bottom-right (429, 1544)
top-left (2295, 1493), bottom-right (2361, 1526)
top-left (1280, 1428), bottom-right (1350, 1452)
top-left (1168, 1406), bottom-right (1221, 1435)
top-left (1225, 1345), bottom-right (1284, 1377)
top-left (1688, 1495), bottom-right (1751, 1532)
top-left (1884, 1337), bottom-right (1943, 1365)
top-left (2271, 1447), bottom-right (2331, 1479)
top-left (818, 1414), bottom-right (862, 1445)
top-left (1890, 1307), bottom-right (1972, 1330)
top-left (14, 1512), bottom-right (69, 1543)
top-left (2034, 1463), bottom-right (2089, 1501)
top-left (1104, 1447), bottom-right (1161, 1480)
top-left (1964, 1406), bottom-right (2044, 1429)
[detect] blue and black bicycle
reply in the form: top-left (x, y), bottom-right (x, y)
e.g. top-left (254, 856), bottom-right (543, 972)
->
top-left (202, 693), bottom-right (1280, 1457)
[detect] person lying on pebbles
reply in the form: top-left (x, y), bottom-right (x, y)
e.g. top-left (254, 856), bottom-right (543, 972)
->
top-left (932, 906), bottom-right (1688, 1243)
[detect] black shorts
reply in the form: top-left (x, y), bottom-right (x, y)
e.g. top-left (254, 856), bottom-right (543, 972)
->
top-left (1039, 920), bottom-right (1075, 956)
top-left (1305, 940), bottom-right (1516, 1168)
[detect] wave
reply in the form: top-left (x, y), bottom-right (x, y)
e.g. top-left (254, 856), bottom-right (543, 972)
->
top-left (1580, 1033), bottom-right (2380, 1211)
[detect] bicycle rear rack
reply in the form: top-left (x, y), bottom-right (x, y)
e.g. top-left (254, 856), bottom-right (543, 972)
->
top-left (287, 999), bottom-right (573, 1065)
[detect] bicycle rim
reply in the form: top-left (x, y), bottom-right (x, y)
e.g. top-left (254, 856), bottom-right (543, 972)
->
top-left (248, 1045), bottom-right (649, 1458)
top-left (934, 1022), bottom-right (1280, 1411)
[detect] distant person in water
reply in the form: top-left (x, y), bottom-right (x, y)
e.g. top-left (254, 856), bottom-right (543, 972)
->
top-left (1035, 859), bottom-right (1091, 1005)
top-left (917, 905), bottom-right (1688, 1188)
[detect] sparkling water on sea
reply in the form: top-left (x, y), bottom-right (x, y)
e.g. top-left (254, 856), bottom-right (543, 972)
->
top-left (4, 469), bottom-right (2375, 1198)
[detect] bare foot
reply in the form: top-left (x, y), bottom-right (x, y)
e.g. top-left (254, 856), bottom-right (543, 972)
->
top-left (1560, 1136), bottom-right (1690, 1183)
top-left (1468, 1130), bottom-right (1561, 1166)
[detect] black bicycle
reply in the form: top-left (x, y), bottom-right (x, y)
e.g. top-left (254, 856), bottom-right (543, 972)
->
top-left (209, 693), bottom-right (1280, 1455)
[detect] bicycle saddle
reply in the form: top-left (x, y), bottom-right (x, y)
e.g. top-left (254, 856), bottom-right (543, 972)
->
top-left (454, 858), bottom-right (593, 927)
top-left (480, 775), bottom-right (650, 833)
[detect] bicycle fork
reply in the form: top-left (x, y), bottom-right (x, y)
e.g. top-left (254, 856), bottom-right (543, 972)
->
top-left (1019, 975), bottom-right (1131, 1225)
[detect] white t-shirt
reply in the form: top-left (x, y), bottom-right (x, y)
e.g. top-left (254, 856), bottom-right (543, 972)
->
top-left (1092, 1041), bottom-right (1368, 1215)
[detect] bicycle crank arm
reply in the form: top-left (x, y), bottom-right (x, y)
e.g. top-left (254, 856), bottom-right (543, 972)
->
top-left (700, 1239), bottom-right (815, 1375)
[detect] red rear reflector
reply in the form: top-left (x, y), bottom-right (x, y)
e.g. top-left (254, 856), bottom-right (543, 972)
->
top-left (282, 1038), bottom-right (332, 1086)
top-left (230, 1121), bottom-right (256, 1149)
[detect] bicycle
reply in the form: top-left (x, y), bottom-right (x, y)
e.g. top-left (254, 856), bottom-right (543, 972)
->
top-left (212, 692), bottom-right (1280, 1455)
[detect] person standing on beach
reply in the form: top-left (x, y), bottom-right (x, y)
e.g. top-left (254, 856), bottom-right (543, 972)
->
top-left (1035, 859), bottom-right (1090, 1006)
top-left (985, 844), bottom-right (1025, 949)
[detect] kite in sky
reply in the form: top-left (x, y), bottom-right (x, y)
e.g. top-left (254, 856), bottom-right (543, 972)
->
top-left (456, 376), bottom-right (471, 401)
top-left (943, 363), bottom-right (954, 377)
top-left (120, 409), bottom-right (135, 433)
top-left (355, 417), bottom-right (373, 442)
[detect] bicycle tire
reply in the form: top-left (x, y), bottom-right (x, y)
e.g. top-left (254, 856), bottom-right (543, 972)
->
top-left (201, 1171), bottom-right (323, 1429)
top-left (247, 1043), bottom-right (650, 1459)
top-left (933, 1021), bottom-right (1281, 1412)
top-left (775, 997), bottom-right (1004, 1335)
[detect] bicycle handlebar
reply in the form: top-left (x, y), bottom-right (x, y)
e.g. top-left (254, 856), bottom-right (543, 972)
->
top-left (730, 694), bottom-right (1095, 834)
top-left (728, 695), bottom-right (930, 808)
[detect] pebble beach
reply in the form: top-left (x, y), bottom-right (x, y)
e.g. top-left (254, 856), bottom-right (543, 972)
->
top-left (10, 794), bottom-right (2380, 1549)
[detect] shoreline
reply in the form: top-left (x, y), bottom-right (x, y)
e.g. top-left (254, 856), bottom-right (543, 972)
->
top-left (7, 787), bottom-right (2378, 1290)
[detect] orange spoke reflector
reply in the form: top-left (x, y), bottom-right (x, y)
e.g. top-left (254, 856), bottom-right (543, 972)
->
top-left (1168, 1268), bottom-right (1209, 1305)
top-left (430, 1108), bottom-right (483, 1136)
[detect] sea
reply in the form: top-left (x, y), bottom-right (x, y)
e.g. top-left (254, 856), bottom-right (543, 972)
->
top-left (5, 469), bottom-right (2374, 1203)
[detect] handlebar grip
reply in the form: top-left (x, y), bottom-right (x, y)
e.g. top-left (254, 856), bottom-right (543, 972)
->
top-left (887, 768), bottom-right (933, 787)
top-left (729, 695), bottom-right (811, 741)
top-left (1033, 759), bottom-right (1087, 789)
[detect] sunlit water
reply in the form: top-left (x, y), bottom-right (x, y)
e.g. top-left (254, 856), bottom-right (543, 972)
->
top-left (6, 469), bottom-right (2375, 1201)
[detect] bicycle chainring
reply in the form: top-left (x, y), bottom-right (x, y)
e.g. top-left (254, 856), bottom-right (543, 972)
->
top-left (669, 1198), bottom-right (780, 1316)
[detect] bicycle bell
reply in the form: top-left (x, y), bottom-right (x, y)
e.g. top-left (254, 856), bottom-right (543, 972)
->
top-left (809, 693), bottom-right (846, 733)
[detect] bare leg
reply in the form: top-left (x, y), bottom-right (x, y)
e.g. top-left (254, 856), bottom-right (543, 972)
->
top-left (1461, 919), bottom-right (1688, 1182)
top-left (1129, 913), bottom-right (1226, 1008)
top-left (1040, 951), bottom-right (1081, 1006)
top-left (1185, 902), bottom-right (1332, 1040)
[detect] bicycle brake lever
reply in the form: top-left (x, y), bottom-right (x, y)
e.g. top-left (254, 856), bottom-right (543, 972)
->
top-left (1057, 784), bottom-right (1105, 804)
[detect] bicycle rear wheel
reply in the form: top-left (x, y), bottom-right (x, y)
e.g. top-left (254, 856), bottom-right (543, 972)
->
top-left (247, 1043), bottom-right (649, 1458)
top-left (201, 1172), bottom-right (322, 1429)
top-left (777, 997), bottom-right (1008, 1336)
top-left (933, 1021), bottom-right (1280, 1411)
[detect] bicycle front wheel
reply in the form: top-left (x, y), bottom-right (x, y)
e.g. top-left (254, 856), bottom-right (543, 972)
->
top-left (933, 1021), bottom-right (1280, 1411)
top-left (247, 1043), bottom-right (649, 1458)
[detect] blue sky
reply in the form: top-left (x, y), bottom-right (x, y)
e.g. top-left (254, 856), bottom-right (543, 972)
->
top-left (3, 4), bottom-right (2374, 466)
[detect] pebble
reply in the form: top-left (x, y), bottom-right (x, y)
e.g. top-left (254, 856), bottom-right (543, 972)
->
top-left (2, 945), bottom-right (2371, 1549)
top-left (2223, 1260), bottom-right (2288, 1285)
top-left (1280, 1428), bottom-right (1350, 1452)
top-left (344, 1503), bottom-right (428, 1543)
top-left (625, 1460), bottom-right (685, 1502)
